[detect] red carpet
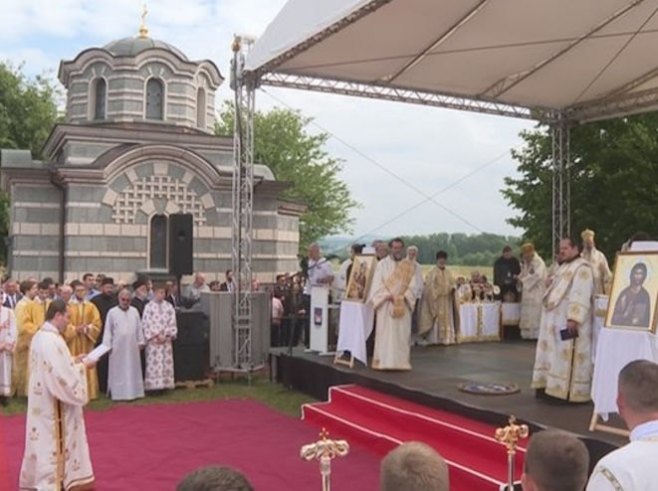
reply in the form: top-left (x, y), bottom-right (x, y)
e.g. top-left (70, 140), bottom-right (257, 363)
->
top-left (0, 413), bottom-right (10, 491)
top-left (302, 385), bottom-right (527, 491)
top-left (1, 399), bottom-right (380, 490)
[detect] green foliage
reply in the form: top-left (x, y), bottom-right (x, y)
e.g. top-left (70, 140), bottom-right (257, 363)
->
top-left (399, 232), bottom-right (519, 265)
top-left (215, 101), bottom-right (357, 251)
top-left (0, 62), bottom-right (59, 158)
top-left (503, 114), bottom-right (658, 261)
top-left (0, 62), bottom-right (59, 264)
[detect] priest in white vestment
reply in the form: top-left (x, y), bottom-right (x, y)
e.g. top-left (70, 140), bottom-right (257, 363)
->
top-left (580, 228), bottom-right (612, 294)
top-left (531, 238), bottom-right (594, 402)
top-left (587, 360), bottom-right (658, 490)
top-left (142, 284), bottom-right (177, 392)
top-left (0, 297), bottom-right (17, 401)
top-left (102, 289), bottom-right (145, 401)
top-left (517, 243), bottom-right (547, 339)
top-left (19, 299), bottom-right (95, 491)
top-left (418, 251), bottom-right (458, 345)
top-left (368, 238), bottom-right (422, 370)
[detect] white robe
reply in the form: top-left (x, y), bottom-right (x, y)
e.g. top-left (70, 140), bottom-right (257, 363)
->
top-left (531, 257), bottom-right (594, 402)
top-left (0, 306), bottom-right (17, 396)
top-left (586, 420), bottom-right (658, 491)
top-left (19, 322), bottom-right (94, 490)
top-left (142, 300), bottom-right (177, 390)
top-left (518, 253), bottom-right (547, 339)
top-left (368, 257), bottom-right (421, 370)
top-left (582, 247), bottom-right (612, 294)
top-left (102, 306), bottom-right (145, 401)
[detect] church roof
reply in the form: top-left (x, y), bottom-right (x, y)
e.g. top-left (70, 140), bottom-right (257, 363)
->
top-left (103, 37), bottom-right (188, 60)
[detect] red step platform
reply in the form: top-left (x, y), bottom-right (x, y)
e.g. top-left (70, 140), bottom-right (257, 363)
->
top-left (302, 384), bottom-right (526, 491)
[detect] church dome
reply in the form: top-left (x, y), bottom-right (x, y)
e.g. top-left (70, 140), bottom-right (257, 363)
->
top-left (103, 36), bottom-right (188, 60)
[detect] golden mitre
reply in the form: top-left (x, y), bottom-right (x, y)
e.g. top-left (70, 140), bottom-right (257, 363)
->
top-left (521, 242), bottom-right (535, 253)
top-left (581, 228), bottom-right (595, 239)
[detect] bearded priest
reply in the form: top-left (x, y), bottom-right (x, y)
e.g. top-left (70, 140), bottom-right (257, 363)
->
top-left (368, 238), bottom-right (422, 370)
top-left (531, 238), bottom-right (594, 403)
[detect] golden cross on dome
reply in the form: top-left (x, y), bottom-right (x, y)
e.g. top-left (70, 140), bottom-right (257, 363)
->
top-left (139, 4), bottom-right (149, 38)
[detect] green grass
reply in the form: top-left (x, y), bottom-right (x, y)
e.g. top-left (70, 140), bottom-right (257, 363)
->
top-left (1, 377), bottom-right (315, 418)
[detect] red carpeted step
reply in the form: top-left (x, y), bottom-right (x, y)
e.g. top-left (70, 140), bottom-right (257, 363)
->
top-left (302, 384), bottom-right (525, 491)
top-left (329, 385), bottom-right (525, 465)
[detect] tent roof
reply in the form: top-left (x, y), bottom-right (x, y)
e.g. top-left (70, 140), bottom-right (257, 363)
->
top-left (245, 0), bottom-right (658, 122)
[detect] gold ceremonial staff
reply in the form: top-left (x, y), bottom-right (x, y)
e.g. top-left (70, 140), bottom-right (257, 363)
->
top-left (495, 415), bottom-right (529, 490)
top-left (301, 429), bottom-right (350, 491)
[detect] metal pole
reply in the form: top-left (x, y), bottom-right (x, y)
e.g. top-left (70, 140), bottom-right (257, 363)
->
top-left (551, 115), bottom-right (571, 254)
top-left (230, 36), bottom-right (256, 372)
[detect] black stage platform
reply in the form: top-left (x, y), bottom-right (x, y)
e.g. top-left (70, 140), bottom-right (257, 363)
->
top-left (271, 340), bottom-right (624, 464)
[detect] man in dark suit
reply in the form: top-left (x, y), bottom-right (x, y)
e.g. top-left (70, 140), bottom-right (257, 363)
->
top-left (2, 278), bottom-right (21, 309)
top-left (219, 270), bottom-right (235, 293)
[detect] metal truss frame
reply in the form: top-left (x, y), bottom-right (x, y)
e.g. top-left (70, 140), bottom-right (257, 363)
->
top-left (259, 72), bottom-right (544, 121)
top-left (551, 118), bottom-right (571, 255)
top-left (230, 38), bottom-right (256, 371)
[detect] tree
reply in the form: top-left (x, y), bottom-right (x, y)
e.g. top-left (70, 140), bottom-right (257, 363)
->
top-left (215, 102), bottom-right (357, 250)
top-left (0, 62), bottom-right (59, 158)
top-left (502, 113), bottom-right (658, 261)
top-left (0, 62), bottom-right (59, 263)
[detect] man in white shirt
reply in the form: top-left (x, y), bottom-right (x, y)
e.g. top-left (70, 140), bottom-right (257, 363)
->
top-left (302, 243), bottom-right (334, 347)
top-left (586, 359), bottom-right (658, 490)
top-left (186, 272), bottom-right (210, 302)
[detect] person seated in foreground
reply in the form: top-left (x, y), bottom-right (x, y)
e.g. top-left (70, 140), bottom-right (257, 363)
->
top-left (380, 441), bottom-right (449, 491)
top-left (177, 465), bottom-right (254, 491)
top-left (586, 360), bottom-right (658, 490)
top-left (521, 429), bottom-right (589, 491)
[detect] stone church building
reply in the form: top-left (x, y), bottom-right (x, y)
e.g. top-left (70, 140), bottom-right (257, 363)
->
top-left (1, 31), bottom-right (302, 284)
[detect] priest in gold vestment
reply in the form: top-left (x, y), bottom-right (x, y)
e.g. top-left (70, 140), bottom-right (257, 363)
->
top-left (580, 228), bottom-right (612, 294)
top-left (518, 243), bottom-right (547, 339)
top-left (20, 299), bottom-right (95, 490)
top-left (13, 280), bottom-right (48, 397)
top-left (418, 250), bottom-right (458, 345)
top-left (368, 238), bottom-right (422, 370)
top-left (64, 284), bottom-right (102, 400)
top-left (531, 238), bottom-right (594, 402)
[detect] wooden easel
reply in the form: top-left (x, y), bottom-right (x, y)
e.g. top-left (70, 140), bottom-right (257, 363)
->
top-left (333, 351), bottom-right (355, 369)
top-left (589, 411), bottom-right (630, 437)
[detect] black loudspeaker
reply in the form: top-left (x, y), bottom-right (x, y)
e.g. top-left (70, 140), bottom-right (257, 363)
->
top-left (169, 213), bottom-right (193, 276)
top-left (173, 311), bottom-right (209, 382)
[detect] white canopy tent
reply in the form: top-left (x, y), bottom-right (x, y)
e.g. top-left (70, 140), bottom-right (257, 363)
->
top-left (245, 0), bottom-right (658, 123)
top-left (228, 0), bottom-right (658, 366)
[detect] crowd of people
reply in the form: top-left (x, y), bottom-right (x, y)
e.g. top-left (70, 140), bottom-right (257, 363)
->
top-left (3, 228), bottom-right (656, 489)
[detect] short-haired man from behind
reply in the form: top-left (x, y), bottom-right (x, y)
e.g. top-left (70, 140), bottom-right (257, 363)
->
top-left (177, 465), bottom-right (253, 491)
top-left (380, 442), bottom-right (449, 491)
top-left (522, 430), bottom-right (589, 491)
top-left (586, 360), bottom-right (658, 490)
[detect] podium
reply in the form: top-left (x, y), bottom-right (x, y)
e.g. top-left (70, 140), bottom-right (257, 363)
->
top-left (309, 286), bottom-right (337, 354)
top-left (335, 301), bottom-right (375, 367)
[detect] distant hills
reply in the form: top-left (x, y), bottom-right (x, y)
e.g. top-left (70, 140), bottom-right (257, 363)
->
top-left (319, 232), bottom-right (521, 265)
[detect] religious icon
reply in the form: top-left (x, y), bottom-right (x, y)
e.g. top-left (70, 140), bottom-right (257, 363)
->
top-left (605, 252), bottom-right (658, 333)
top-left (345, 254), bottom-right (377, 302)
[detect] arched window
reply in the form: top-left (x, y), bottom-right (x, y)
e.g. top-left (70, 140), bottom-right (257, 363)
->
top-left (93, 78), bottom-right (106, 120)
top-left (149, 214), bottom-right (168, 269)
top-left (146, 78), bottom-right (164, 120)
top-left (196, 88), bottom-right (206, 129)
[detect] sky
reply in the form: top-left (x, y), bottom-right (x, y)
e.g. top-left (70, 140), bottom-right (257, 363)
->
top-left (0, 0), bottom-right (536, 240)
